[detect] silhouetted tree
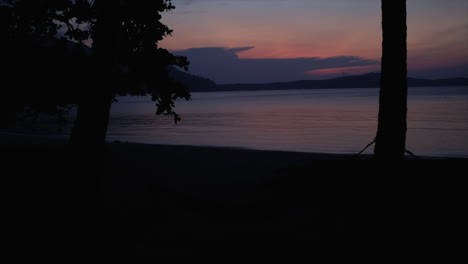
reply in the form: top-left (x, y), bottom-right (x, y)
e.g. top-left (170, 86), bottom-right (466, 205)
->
top-left (0, 0), bottom-right (189, 145)
top-left (0, 0), bottom-right (80, 125)
top-left (374, 0), bottom-right (408, 160)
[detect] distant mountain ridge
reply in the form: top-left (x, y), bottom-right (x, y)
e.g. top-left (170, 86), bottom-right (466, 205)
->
top-left (169, 70), bottom-right (468, 92)
top-left (168, 68), bottom-right (217, 92)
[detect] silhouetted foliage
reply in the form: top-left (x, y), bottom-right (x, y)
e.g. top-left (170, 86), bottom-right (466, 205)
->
top-left (374, 0), bottom-right (408, 160)
top-left (0, 0), bottom-right (82, 126)
top-left (0, 0), bottom-right (190, 143)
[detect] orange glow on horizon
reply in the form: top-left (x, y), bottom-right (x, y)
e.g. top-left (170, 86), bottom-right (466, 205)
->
top-left (236, 46), bottom-right (343, 59)
top-left (307, 65), bottom-right (380, 77)
top-left (158, 0), bottom-right (467, 79)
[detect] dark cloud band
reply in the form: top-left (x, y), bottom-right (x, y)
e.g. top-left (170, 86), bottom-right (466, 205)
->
top-left (173, 46), bottom-right (378, 84)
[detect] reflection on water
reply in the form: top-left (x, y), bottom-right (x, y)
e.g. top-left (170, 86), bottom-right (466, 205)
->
top-left (108, 86), bottom-right (468, 157)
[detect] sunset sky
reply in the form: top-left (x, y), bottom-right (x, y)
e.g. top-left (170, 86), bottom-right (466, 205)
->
top-left (160, 0), bottom-right (468, 84)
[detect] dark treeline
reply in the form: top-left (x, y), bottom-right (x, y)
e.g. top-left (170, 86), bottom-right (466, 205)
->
top-left (174, 70), bottom-right (468, 92)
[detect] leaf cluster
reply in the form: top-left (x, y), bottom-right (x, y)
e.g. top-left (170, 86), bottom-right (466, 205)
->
top-left (0, 0), bottom-right (191, 125)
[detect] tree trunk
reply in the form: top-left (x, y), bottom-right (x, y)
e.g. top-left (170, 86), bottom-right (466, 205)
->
top-left (69, 0), bottom-right (120, 147)
top-left (374, 0), bottom-right (408, 160)
top-left (69, 91), bottom-right (113, 146)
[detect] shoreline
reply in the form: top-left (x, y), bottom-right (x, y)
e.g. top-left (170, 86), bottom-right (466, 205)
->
top-left (2, 132), bottom-right (466, 257)
top-left (2, 131), bottom-right (464, 160)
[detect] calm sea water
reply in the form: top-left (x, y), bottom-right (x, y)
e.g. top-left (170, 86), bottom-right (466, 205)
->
top-left (108, 86), bottom-right (468, 158)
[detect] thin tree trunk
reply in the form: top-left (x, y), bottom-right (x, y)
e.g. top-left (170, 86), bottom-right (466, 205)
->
top-left (69, 0), bottom-right (120, 147)
top-left (374, 0), bottom-right (408, 160)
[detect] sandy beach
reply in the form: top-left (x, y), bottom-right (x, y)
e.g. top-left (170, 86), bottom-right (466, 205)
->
top-left (1, 134), bottom-right (465, 259)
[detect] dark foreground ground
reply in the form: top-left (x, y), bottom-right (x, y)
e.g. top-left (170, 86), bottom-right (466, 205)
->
top-left (1, 140), bottom-right (466, 260)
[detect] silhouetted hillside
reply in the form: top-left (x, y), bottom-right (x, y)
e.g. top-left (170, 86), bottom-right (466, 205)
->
top-left (169, 71), bottom-right (468, 92)
top-left (216, 73), bottom-right (468, 92)
top-left (168, 67), bottom-right (217, 92)
top-left (407, 77), bottom-right (468, 87)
